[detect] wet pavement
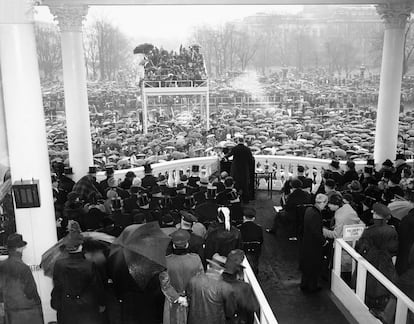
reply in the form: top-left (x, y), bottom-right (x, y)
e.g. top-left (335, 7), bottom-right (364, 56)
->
top-left (247, 191), bottom-right (355, 324)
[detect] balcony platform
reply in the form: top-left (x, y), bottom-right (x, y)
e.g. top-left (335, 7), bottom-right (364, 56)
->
top-left (252, 191), bottom-right (355, 324)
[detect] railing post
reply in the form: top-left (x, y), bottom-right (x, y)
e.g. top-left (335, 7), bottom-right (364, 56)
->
top-left (333, 240), bottom-right (342, 276)
top-left (395, 298), bottom-right (408, 324)
top-left (356, 261), bottom-right (367, 302)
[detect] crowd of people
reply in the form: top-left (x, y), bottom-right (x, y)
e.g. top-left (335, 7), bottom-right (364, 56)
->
top-left (267, 153), bottom-right (414, 323)
top-left (144, 45), bottom-right (207, 85)
top-left (39, 68), bottom-right (414, 173)
top-left (1, 154), bottom-right (265, 324)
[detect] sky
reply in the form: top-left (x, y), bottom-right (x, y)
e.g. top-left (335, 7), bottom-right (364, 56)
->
top-left (35, 5), bottom-right (302, 48)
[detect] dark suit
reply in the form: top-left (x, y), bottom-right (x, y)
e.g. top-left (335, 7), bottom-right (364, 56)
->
top-left (238, 221), bottom-right (263, 274)
top-left (285, 189), bottom-right (312, 238)
top-left (226, 143), bottom-right (255, 203)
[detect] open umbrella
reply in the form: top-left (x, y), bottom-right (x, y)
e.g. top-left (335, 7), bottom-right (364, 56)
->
top-left (133, 43), bottom-right (154, 55)
top-left (108, 222), bottom-right (170, 290)
top-left (41, 231), bottom-right (115, 278)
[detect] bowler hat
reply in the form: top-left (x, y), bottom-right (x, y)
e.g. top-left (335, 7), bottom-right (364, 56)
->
top-left (7, 233), bottom-right (27, 249)
top-left (170, 229), bottom-right (190, 248)
top-left (180, 210), bottom-right (197, 224)
top-left (224, 249), bottom-right (245, 274)
top-left (206, 253), bottom-right (227, 269)
top-left (372, 202), bottom-right (391, 218)
top-left (297, 165), bottom-right (305, 173)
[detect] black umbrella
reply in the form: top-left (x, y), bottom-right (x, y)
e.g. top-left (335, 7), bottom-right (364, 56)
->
top-left (108, 222), bottom-right (171, 290)
top-left (133, 43), bottom-right (154, 55)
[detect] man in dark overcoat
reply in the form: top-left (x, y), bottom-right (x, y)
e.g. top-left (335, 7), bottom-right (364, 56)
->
top-left (396, 208), bottom-right (414, 275)
top-left (51, 232), bottom-right (106, 324)
top-left (355, 203), bottom-right (399, 310)
top-left (284, 178), bottom-right (312, 240)
top-left (300, 193), bottom-right (328, 292)
top-left (0, 234), bottom-right (43, 324)
top-left (226, 137), bottom-right (255, 203)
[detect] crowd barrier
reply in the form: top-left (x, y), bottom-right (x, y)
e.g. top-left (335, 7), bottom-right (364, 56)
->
top-left (243, 258), bottom-right (278, 324)
top-left (332, 239), bottom-right (414, 324)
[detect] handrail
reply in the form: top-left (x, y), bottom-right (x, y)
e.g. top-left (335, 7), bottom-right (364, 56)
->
top-left (333, 238), bottom-right (414, 324)
top-left (243, 257), bottom-right (278, 324)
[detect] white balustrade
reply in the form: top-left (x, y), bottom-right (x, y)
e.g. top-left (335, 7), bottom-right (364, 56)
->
top-left (97, 155), bottom-right (413, 190)
top-left (332, 238), bottom-right (414, 324)
top-left (97, 156), bottom-right (220, 183)
top-left (243, 258), bottom-right (278, 324)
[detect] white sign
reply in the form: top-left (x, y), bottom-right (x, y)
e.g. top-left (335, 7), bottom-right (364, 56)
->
top-left (343, 224), bottom-right (366, 241)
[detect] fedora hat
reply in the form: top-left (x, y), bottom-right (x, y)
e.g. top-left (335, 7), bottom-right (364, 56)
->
top-left (7, 233), bottom-right (27, 249)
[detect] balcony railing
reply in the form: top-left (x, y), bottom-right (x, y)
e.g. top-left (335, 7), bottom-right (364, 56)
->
top-left (143, 80), bottom-right (208, 88)
top-left (103, 155), bottom-right (414, 188)
top-left (332, 238), bottom-right (414, 324)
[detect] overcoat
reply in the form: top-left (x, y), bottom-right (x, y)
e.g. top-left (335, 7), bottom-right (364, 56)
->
top-left (227, 143), bottom-right (254, 202)
top-left (51, 252), bottom-right (105, 324)
top-left (355, 219), bottom-right (399, 301)
top-left (161, 251), bottom-right (204, 324)
top-left (0, 252), bottom-right (43, 324)
top-left (300, 206), bottom-right (325, 276)
top-left (396, 209), bottom-right (414, 275)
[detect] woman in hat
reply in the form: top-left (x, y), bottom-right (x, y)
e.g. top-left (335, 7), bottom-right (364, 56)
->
top-left (0, 234), bottom-right (44, 324)
top-left (355, 203), bottom-right (399, 311)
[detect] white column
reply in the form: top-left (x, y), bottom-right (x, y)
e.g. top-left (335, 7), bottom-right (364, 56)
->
top-left (0, 0), bottom-right (57, 322)
top-left (50, 5), bottom-right (92, 181)
top-left (374, 2), bottom-right (413, 166)
top-left (0, 65), bottom-right (9, 168)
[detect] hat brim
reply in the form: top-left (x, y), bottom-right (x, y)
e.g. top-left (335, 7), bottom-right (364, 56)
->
top-left (206, 259), bottom-right (225, 269)
top-left (11, 240), bottom-right (27, 249)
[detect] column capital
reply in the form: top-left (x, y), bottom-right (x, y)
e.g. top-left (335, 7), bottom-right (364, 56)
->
top-left (376, 2), bottom-right (413, 29)
top-left (0, 0), bottom-right (39, 24)
top-left (49, 4), bottom-right (88, 32)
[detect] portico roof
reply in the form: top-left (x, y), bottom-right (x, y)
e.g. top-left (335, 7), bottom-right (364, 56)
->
top-left (41, 0), bottom-right (410, 7)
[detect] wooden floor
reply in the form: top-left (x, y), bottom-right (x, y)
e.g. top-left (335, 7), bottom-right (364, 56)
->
top-left (248, 191), bottom-right (354, 324)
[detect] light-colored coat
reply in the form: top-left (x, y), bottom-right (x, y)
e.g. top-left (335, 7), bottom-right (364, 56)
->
top-left (161, 252), bottom-right (204, 324)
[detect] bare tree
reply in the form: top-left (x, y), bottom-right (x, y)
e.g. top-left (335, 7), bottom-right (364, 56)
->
top-left (403, 18), bottom-right (414, 76)
top-left (34, 22), bottom-right (62, 81)
top-left (234, 27), bottom-right (259, 71)
top-left (84, 17), bottom-right (133, 81)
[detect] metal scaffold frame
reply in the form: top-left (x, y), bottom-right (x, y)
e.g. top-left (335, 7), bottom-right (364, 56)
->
top-left (141, 79), bottom-right (209, 134)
